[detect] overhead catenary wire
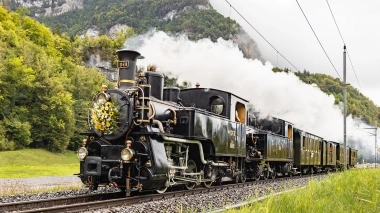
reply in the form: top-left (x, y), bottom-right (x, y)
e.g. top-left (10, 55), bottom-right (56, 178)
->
top-left (356, 127), bottom-right (376, 136)
top-left (325, 0), bottom-right (363, 92)
top-left (295, 0), bottom-right (342, 80)
top-left (224, 0), bottom-right (301, 72)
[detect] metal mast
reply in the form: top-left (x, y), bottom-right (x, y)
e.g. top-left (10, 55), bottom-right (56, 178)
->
top-left (343, 45), bottom-right (347, 169)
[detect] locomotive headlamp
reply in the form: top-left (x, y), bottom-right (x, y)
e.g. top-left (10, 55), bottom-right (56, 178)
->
top-left (121, 148), bottom-right (135, 161)
top-left (96, 92), bottom-right (110, 104)
top-left (77, 147), bottom-right (88, 160)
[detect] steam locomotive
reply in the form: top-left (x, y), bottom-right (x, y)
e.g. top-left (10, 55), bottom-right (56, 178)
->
top-left (77, 49), bottom-right (358, 195)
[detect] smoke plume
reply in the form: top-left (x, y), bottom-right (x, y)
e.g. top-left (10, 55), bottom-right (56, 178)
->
top-left (124, 31), bottom-right (376, 162)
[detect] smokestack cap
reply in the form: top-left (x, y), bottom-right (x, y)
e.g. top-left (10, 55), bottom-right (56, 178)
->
top-left (116, 49), bottom-right (141, 55)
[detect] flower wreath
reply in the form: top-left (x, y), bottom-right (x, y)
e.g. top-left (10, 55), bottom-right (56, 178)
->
top-left (91, 99), bottom-right (120, 134)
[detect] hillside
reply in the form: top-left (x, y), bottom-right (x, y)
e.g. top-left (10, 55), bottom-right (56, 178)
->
top-left (296, 71), bottom-right (380, 126)
top-left (1, 0), bottom-right (262, 60)
top-left (273, 68), bottom-right (380, 127)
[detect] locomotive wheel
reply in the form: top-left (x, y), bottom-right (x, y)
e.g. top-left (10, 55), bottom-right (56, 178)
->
top-left (202, 180), bottom-right (213, 188)
top-left (185, 160), bottom-right (197, 190)
top-left (309, 168), bottom-right (314, 175)
top-left (201, 165), bottom-right (213, 188)
top-left (253, 173), bottom-right (261, 181)
top-left (234, 175), bottom-right (239, 183)
top-left (262, 169), bottom-right (269, 180)
top-left (156, 186), bottom-right (168, 194)
top-left (240, 172), bottom-right (246, 183)
top-left (269, 167), bottom-right (276, 179)
top-left (216, 177), bottom-right (223, 186)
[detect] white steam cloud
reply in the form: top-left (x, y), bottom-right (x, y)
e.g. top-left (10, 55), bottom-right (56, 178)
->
top-left (124, 31), bottom-right (376, 160)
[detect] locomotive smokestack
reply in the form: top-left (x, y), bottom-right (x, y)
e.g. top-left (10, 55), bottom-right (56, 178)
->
top-left (116, 49), bottom-right (141, 90)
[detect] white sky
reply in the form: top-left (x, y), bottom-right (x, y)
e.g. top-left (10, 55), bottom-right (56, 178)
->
top-left (210, 0), bottom-right (380, 106)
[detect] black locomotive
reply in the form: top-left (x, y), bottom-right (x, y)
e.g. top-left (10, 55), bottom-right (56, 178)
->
top-left (77, 49), bottom-right (358, 195)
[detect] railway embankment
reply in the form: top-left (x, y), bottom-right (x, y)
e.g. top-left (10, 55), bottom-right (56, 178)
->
top-left (221, 168), bottom-right (380, 213)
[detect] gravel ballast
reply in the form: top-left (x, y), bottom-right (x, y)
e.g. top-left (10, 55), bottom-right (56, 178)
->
top-left (91, 176), bottom-right (326, 213)
top-left (0, 175), bottom-right (326, 212)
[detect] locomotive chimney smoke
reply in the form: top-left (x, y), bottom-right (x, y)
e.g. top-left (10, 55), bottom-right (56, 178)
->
top-left (116, 49), bottom-right (141, 90)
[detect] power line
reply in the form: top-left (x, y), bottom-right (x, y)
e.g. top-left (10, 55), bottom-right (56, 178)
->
top-left (296, 0), bottom-right (342, 80)
top-left (224, 0), bottom-right (301, 72)
top-left (295, 0), bottom-right (342, 80)
top-left (346, 52), bottom-right (362, 91)
top-left (356, 128), bottom-right (375, 136)
top-left (325, 0), bottom-right (345, 43)
top-left (325, 0), bottom-right (363, 92)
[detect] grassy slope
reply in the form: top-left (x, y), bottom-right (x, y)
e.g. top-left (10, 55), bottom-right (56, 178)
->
top-left (0, 149), bottom-right (79, 178)
top-left (227, 169), bottom-right (380, 213)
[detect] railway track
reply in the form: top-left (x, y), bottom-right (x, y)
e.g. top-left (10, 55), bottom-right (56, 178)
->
top-left (0, 175), bottom-right (318, 213)
top-left (0, 192), bottom-right (124, 213)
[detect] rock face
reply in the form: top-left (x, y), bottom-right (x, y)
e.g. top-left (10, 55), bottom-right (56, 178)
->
top-left (13, 0), bottom-right (83, 16)
top-left (233, 28), bottom-right (263, 61)
top-left (85, 54), bottom-right (117, 82)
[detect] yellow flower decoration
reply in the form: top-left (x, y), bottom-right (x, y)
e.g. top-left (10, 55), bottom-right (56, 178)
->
top-left (90, 98), bottom-right (120, 134)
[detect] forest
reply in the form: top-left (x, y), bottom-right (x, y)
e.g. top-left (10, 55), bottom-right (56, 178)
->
top-left (0, 5), bottom-right (193, 152)
top-left (0, 6), bottom-right (116, 151)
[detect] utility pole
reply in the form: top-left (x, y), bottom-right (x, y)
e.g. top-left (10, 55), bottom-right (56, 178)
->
top-left (343, 45), bottom-right (347, 169)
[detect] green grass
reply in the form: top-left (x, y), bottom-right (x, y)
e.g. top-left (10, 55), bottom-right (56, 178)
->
top-left (0, 149), bottom-right (79, 178)
top-left (225, 169), bottom-right (380, 213)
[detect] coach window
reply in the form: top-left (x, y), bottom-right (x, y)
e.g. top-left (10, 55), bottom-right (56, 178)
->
top-left (302, 136), bottom-right (306, 150)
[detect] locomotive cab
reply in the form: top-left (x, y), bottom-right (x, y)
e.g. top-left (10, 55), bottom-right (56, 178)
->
top-left (179, 87), bottom-right (248, 124)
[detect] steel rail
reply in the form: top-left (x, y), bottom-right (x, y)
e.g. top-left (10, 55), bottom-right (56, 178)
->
top-left (0, 191), bottom-right (124, 212)
top-left (1, 175), bottom-right (313, 213)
